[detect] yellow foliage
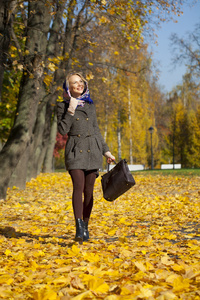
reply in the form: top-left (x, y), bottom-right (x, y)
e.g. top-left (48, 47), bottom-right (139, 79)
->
top-left (172, 277), bottom-right (190, 292)
top-left (0, 173), bottom-right (199, 299)
top-left (99, 16), bottom-right (110, 24)
top-left (88, 276), bottom-right (109, 293)
top-left (44, 74), bottom-right (53, 86)
top-left (48, 63), bottom-right (57, 72)
top-left (33, 287), bottom-right (58, 300)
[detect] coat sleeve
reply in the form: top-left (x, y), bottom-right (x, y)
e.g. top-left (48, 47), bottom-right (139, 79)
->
top-left (93, 105), bottom-right (109, 155)
top-left (57, 101), bottom-right (74, 136)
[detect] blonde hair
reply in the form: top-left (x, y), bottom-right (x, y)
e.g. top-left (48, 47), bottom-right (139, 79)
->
top-left (65, 72), bottom-right (87, 88)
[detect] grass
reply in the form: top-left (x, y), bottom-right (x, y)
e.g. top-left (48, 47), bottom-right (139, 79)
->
top-left (55, 168), bottom-right (200, 177)
top-left (133, 168), bottom-right (200, 177)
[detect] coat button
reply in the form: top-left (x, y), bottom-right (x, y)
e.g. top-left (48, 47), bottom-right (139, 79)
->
top-left (77, 134), bottom-right (81, 137)
top-left (87, 149), bottom-right (90, 153)
top-left (80, 150), bottom-right (82, 153)
top-left (86, 118), bottom-right (89, 121)
top-left (76, 118), bottom-right (79, 121)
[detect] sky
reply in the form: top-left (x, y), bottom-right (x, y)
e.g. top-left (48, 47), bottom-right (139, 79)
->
top-left (149, 1), bottom-right (200, 93)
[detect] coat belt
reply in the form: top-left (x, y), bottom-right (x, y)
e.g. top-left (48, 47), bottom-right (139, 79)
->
top-left (68, 133), bottom-right (94, 138)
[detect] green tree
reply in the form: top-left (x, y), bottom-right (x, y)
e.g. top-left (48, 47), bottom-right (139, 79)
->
top-left (184, 108), bottom-right (200, 167)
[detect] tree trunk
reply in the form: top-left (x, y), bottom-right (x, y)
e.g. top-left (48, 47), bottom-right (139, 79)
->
top-left (0, 0), bottom-right (52, 199)
top-left (128, 84), bottom-right (133, 164)
top-left (43, 111), bottom-right (57, 173)
top-left (26, 93), bottom-right (48, 181)
top-left (104, 101), bottom-right (108, 141)
top-left (0, 0), bottom-right (16, 100)
top-left (8, 143), bottom-right (30, 189)
top-left (27, 93), bottom-right (56, 179)
top-left (26, 1), bottom-right (64, 181)
top-left (117, 110), bottom-right (121, 161)
top-left (9, 1), bottom-right (53, 187)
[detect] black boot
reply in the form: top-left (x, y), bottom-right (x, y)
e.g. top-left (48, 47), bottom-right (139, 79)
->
top-left (83, 221), bottom-right (89, 241)
top-left (75, 219), bottom-right (83, 241)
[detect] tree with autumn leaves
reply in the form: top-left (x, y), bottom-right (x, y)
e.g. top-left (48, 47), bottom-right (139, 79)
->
top-left (0, 0), bottom-right (199, 199)
top-left (167, 24), bottom-right (200, 167)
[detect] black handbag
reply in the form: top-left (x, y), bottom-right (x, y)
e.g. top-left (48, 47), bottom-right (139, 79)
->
top-left (101, 159), bottom-right (136, 201)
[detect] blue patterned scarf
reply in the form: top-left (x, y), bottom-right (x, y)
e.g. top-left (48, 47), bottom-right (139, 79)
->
top-left (63, 80), bottom-right (93, 105)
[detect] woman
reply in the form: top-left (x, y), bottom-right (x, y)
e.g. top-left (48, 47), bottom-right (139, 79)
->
top-left (57, 72), bottom-right (115, 242)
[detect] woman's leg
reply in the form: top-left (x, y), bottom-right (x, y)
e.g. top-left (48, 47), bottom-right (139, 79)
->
top-left (83, 170), bottom-right (96, 222)
top-left (69, 169), bottom-right (85, 219)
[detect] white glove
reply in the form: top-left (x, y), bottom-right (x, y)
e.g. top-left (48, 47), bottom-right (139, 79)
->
top-left (105, 151), bottom-right (115, 163)
top-left (67, 97), bottom-right (79, 115)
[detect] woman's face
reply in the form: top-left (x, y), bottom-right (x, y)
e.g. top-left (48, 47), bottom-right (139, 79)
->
top-left (68, 75), bottom-right (85, 98)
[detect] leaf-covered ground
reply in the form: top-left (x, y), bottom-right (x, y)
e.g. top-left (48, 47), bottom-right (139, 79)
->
top-left (0, 173), bottom-right (200, 300)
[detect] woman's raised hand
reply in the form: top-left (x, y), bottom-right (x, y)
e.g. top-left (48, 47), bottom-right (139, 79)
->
top-left (68, 97), bottom-right (79, 115)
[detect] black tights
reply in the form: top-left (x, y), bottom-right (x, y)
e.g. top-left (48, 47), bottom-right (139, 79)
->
top-left (69, 169), bottom-right (97, 222)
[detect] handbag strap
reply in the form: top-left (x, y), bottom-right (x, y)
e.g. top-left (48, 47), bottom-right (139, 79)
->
top-left (107, 160), bottom-right (117, 172)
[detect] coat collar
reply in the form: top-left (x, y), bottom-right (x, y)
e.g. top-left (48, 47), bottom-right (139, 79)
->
top-left (76, 102), bottom-right (93, 115)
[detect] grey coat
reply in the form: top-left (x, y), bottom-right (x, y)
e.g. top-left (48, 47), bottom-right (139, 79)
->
top-left (57, 101), bottom-right (109, 171)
